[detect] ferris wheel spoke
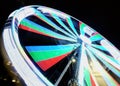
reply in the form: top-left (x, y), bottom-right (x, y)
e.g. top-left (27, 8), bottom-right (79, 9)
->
top-left (51, 13), bottom-right (77, 38)
top-left (55, 56), bottom-right (72, 86)
top-left (76, 43), bottom-right (97, 86)
top-left (95, 54), bottom-right (120, 78)
top-left (79, 23), bottom-right (86, 35)
top-left (90, 33), bottom-right (103, 42)
top-left (55, 49), bottom-right (80, 86)
top-left (34, 10), bottom-right (76, 40)
top-left (19, 18), bottom-right (77, 42)
top-left (91, 44), bottom-right (107, 51)
top-left (86, 47), bottom-right (120, 86)
top-left (101, 40), bottom-right (120, 60)
top-left (78, 43), bottom-right (88, 86)
top-left (25, 44), bottom-right (79, 71)
top-left (83, 67), bottom-right (96, 86)
top-left (86, 45), bottom-right (120, 80)
top-left (66, 17), bottom-right (79, 37)
top-left (87, 45), bottom-right (120, 70)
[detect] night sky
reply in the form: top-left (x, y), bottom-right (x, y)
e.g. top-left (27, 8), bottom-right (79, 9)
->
top-left (0, 0), bottom-right (120, 47)
top-left (0, 0), bottom-right (120, 86)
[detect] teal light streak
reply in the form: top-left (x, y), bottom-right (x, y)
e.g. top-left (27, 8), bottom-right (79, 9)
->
top-left (91, 44), bottom-right (106, 51)
top-left (87, 45), bottom-right (120, 67)
top-left (66, 17), bottom-right (79, 37)
top-left (35, 10), bottom-right (76, 39)
top-left (95, 54), bottom-right (120, 78)
top-left (21, 18), bottom-right (77, 42)
top-left (51, 13), bottom-right (77, 38)
top-left (80, 23), bottom-right (86, 35)
top-left (90, 34), bottom-right (103, 42)
top-left (86, 48), bottom-right (116, 86)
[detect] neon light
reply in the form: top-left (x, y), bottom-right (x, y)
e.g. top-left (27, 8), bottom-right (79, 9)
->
top-left (84, 68), bottom-right (92, 86)
top-left (90, 34), bottom-right (103, 42)
top-left (26, 44), bottom-right (77, 62)
top-left (80, 35), bottom-right (91, 44)
top-left (3, 29), bottom-right (49, 86)
top-left (86, 46), bottom-right (120, 85)
top-left (2, 5), bottom-right (120, 86)
top-left (80, 23), bottom-right (86, 35)
top-left (35, 10), bottom-right (76, 39)
top-left (37, 52), bottom-right (71, 71)
top-left (91, 44), bottom-right (106, 51)
top-left (90, 74), bottom-right (96, 86)
top-left (66, 17), bottom-right (79, 36)
top-left (19, 19), bottom-right (76, 42)
top-left (101, 40), bottom-right (120, 59)
top-left (51, 13), bottom-right (77, 37)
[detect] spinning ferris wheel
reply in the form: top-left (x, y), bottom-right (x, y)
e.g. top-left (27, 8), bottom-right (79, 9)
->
top-left (1, 5), bottom-right (120, 86)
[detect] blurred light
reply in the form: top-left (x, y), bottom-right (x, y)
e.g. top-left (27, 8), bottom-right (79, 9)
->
top-left (71, 58), bottom-right (76, 63)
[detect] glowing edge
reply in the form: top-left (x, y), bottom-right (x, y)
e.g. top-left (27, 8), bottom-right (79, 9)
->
top-left (3, 6), bottom-right (54, 86)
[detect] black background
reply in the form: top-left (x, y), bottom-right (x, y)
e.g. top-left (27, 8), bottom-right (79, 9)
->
top-left (0, 0), bottom-right (120, 86)
top-left (0, 0), bottom-right (120, 47)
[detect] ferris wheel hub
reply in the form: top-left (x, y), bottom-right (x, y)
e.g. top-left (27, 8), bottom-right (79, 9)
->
top-left (80, 35), bottom-right (91, 44)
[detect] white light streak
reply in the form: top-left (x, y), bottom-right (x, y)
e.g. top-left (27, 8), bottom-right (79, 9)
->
top-left (3, 28), bottom-right (54, 86)
top-left (80, 35), bottom-right (91, 44)
top-left (101, 40), bottom-right (120, 60)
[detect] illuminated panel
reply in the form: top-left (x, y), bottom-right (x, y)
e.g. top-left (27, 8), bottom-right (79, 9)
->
top-left (19, 18), bottom-right (76, 42)
top-left (26, 44), bottom-right (78, 71)
top-left (35, 10), bottom-right (76, 39)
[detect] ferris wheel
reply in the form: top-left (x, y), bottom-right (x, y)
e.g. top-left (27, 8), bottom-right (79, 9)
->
top-left (1, 5), bottom-right (120, 86)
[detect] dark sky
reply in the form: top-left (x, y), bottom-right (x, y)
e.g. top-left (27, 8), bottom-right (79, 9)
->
top-left (0, 0), bottom-right (120, 48)
top-left (0, 0), bottom-right (120, 86)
